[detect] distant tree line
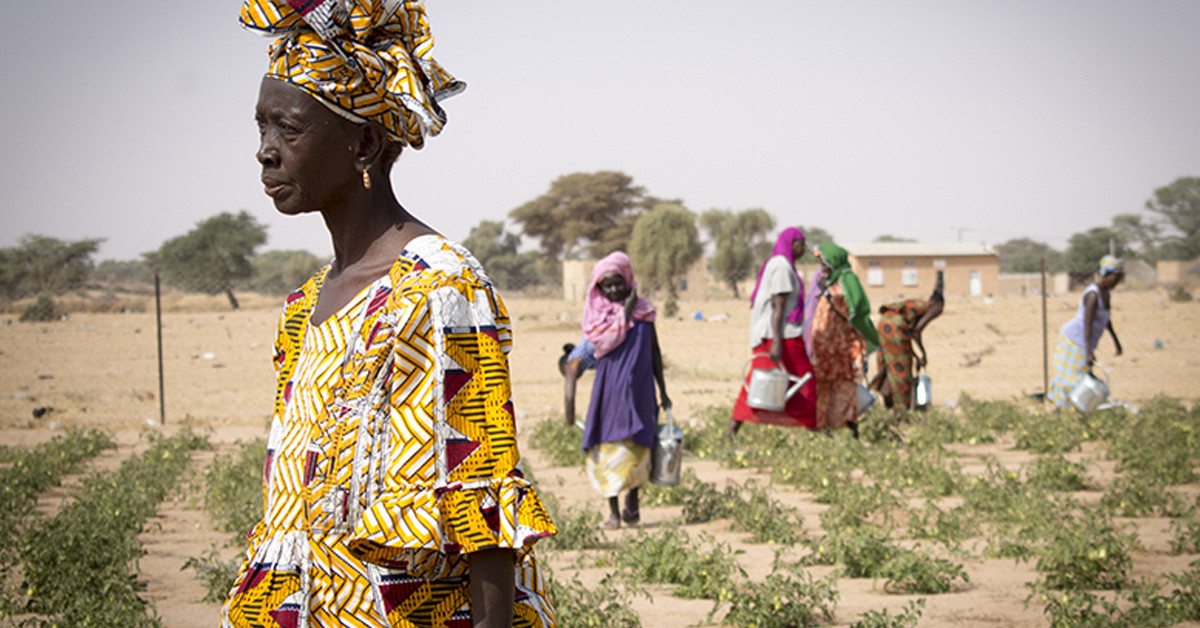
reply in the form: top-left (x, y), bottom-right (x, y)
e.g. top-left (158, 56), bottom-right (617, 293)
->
top-left (3, 175), bottom-right (1195, 315)
top-left (992, 177), bottom-right (1199, 281)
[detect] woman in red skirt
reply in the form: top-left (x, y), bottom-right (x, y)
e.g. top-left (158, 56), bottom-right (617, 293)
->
top-left (728, 227), bottom-right (818, 439)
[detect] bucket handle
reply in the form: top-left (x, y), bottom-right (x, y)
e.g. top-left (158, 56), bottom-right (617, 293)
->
top-left (1088, 362), bottom-right (1110, 387)
top-left (741, 352), bottom-right (782, 395)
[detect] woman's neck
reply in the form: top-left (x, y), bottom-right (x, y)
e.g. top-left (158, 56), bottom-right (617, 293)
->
top-left (322, 193), bottom-right (432, 273)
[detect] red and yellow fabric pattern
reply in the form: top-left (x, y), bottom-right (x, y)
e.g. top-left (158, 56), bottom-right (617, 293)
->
top-left (222, 235), bottom-right (556, 628)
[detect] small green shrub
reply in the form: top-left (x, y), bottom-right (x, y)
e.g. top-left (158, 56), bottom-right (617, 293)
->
top-left (182, 547), bottom-right (241, 603)
top-left (615, 527), bottom-right (743, 600)
top-left (202, 439), bottom-right (266, 543)
top-left (19, 293), bottom-right (60, 322)
top-left (720, 567), bottom-right (838, 628)
top-left (881, 551), bottom-right (969, 594)
top-left (850, 599), bottom-right (926, 628)
top-left (1035, 511), bottom-right (1135, 591)
top-left (801, 525), bottom-right (898, 578)
top-left (1101, 474), bottom-right (1187, 518)
top-left (1168, 285), bottom-right (1194, 302)
top-left (1027, 455), bottom-right (1089, 492)
top-left (1169, 511), bottom-right (1200, 555)
top-left (906, 502), bottom-right (981, 548)
top-left (540, 506), bottom-right (610, 551)
top-left (547, 571), bottom-right (642, 628)
top-left (529, 419), bottom-right (585, 467)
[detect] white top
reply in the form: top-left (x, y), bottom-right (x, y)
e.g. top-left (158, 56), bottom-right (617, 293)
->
top-left (748, 255), bottom-right (804, 348)
top-left (1060, 283), bottom-right (1110, 350)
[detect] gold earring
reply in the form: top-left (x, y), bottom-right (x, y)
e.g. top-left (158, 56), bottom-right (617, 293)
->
top-left (362, 168), bottom-right (371, 190)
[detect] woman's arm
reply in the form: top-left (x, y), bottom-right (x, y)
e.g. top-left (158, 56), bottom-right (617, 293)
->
top-left (769, 293), bottom-right (787, 364)
top-left (563, 359), bottom-right (580, 426)
top-left (469, 548), bottom-right (515, 628)
top-left (1081, 291), bottom-right (1098, 365)
top-left (1107, 321), bottom-right (1123, 357)
top-left (650, 322), bottom-right (671, 409)
top-left (911, 300), bottom-right (944, 368)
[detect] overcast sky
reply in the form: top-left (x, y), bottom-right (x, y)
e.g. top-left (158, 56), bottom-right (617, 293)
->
top-left (1, 1), bottom-right (1197, 261)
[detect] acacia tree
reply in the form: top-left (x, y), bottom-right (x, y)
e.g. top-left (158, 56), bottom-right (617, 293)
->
top-left (148, 211), bottom-right (267, 309)
top-left (994, 238), bottom-right (1064, 273)
top-left (1145, 176), bottom-right (1200, 261)
top-left (462, 220), bottom-right (546, 291)
top-left (0, 234), bottom-right (103, 301)
top-left (628, 203), bottom-right (702, 299)
top-left (700, 208), bottom-right (775, 298)
top-left (509, 171), bottom-right (652, 261)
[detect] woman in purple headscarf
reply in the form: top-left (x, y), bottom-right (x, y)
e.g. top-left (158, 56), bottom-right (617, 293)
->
top-left (728, 227), bottom-right (818, 439)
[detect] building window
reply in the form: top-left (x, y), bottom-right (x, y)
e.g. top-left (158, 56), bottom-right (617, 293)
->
top-left (902, 268), bottom-right (918, 286)
top-left (867, 269), bottom-right (884, 286)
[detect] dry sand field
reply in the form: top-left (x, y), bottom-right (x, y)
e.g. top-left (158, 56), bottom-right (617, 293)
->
top-left (2, 287), bottom-right (1199, 627)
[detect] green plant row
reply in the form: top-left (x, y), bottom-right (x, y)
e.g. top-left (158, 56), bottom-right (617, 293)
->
top-left (0, 429), bottom-right (116, 605)
top-left (11, 429), bottom-right (209, 627)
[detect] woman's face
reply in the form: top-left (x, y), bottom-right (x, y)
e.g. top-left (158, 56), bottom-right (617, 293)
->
top-left (791, 236), bottom-right (806, 260)
top-left (1100, 271), bottom-right (1124, 289)
top-left (254, 77), bottom-right (360, 216)
top-left (598, 272), bottom-right (630, 303)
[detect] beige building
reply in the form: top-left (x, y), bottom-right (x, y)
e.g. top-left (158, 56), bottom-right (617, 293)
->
top-left (843, 242), bottom-right (999, 303)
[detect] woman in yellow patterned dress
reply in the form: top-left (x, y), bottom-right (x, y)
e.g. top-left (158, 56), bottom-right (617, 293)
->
top-left (222, 2), bottom-right (557, 627)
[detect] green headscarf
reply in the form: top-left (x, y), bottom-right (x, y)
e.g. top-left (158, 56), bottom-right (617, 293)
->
top-left (816, 243), bottom-right (880, 353)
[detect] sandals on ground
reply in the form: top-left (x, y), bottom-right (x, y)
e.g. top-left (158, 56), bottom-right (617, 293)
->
top-left (621, 508), bottom-right (640, 526)
top-left (599, 517), bottom-right (620, 530)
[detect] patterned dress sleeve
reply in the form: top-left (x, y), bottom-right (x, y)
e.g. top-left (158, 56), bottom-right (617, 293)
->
top-left (348, 255), bottom-right (556, 564)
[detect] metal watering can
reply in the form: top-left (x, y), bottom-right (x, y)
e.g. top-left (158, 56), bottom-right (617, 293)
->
top-left (1069, 363), bottom-right (1110, 414)
top-left (855, 383), bottom-right (875, 416)
top-left (744, 356), bottom-right (812, 412)
top-left (911, 368), bottom-right (932, 410)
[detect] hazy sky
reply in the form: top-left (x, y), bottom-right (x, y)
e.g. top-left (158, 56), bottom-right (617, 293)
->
top-left (2, 1), bottom-right (1197, 261)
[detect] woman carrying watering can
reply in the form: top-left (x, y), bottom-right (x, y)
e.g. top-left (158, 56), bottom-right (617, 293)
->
top-left (1048, 255), bottom-right (1124, 407)
top-left (728, 227), bottom-right (818, 440)
top-left (580, 251), bottom-right (671, 529)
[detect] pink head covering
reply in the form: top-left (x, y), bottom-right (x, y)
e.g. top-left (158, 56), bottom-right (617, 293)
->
top-left (582, 251), bottom-right (656, 358)
top-left (748, 227), bottom-right (806, 324)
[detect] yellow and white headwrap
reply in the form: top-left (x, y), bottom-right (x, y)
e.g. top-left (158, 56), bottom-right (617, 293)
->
top-left (1099, 255), bottom-right (1124, 277)
top-left (240, 0), bottom-right (465, 149)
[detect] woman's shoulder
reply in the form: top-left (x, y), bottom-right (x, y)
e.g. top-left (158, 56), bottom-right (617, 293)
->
top-left (396, 235), bottom-right (495, 289)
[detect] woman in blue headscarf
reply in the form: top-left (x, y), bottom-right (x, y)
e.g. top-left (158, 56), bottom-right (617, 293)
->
top-left (728, 227), bottom-right (818, 439)
top-left (1048, 255), bottom-right (1125, 407)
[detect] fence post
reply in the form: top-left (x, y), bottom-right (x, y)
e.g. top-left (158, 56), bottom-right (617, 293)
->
top-left (155, 272), bottom-right (166, 424)
top-left (1041, 256), bottom-right (1048, 402)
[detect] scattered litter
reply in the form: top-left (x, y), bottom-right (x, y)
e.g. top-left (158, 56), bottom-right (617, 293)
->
top-left (13, 391), bottom-right (30, 400)
top-left (558, 312), bottom-right (571, 322)
top-left (943, 398), bottom-right (958, 409)
top-left (709, 314), bottom-right (729, 322)
top-left (48, 421), bottom-right (62, 430)
top-left (1154, 338), bottom-right (1164, 350)
top-left (202, 352), bottom-right (215, 360)
top-left (37, 374), bottom-right (54, 380)
top-left (692, 311), bottom-right (703, 321)
top-left (145, 419), bottom-right (160, 427)
top-left (31, 407), bottom-right (53, 419)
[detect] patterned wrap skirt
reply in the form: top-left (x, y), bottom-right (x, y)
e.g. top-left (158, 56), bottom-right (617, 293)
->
top-left (585, 439), bottom-right (651, 498)
top-left (1048, 335), bottom-right (1088, 407)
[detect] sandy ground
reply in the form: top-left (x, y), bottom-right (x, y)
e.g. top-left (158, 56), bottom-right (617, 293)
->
top-left (2, 288), bottom-right (1199, 627)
